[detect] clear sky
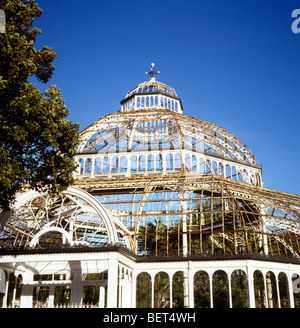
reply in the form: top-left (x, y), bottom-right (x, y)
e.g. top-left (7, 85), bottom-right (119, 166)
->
top-left (31, 0), bottom-right (300, 196)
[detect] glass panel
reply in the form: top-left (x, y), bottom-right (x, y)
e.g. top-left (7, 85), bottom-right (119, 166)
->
top-left (174, 153), bottom-right (181, 170)
top-left (156, 154), bottom-right (162, 171)
top-left (147, 154), bottom-right (154, 171)
top-left (139, 155), bottom-right (146, 172)
top-left (94, 157), bottom-right (102, 174)
top-left (119, 156), bottom-right (127, 173)
top-left (166, 154), bottom-right (173, 170)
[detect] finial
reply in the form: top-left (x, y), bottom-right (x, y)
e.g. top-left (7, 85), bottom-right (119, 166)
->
top-left (145, 63), bottom-right (160, 81)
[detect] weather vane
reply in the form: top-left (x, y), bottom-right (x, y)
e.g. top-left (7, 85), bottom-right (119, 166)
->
top-left (145, 63), bottom-right (160, 80)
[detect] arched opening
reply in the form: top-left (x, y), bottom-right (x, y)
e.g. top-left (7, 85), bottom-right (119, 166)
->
top-left (266, 271), bottom-right (278, 308)
top-left (154, 272), bottom-right (170, 308)
top-left (212, 270), bottom-right (229, 308)
top-left (231, 269), bottom-right (249, 308)
top-left (253, 270), bottom-right (266, 308)
top-left (136, 272), bottom-right (151, 308)
top-left (172, 271), bottom-right (184, 308)
top-left (278, 272), bottom-right (289, 308)
top-left (194, 270), bottom-right (210, 308)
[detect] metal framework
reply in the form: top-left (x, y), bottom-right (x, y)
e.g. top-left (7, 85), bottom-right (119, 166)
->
top-left (0, 65), bottom-right (300, 309)
top-left (1, 70), bottom-right (298, 261)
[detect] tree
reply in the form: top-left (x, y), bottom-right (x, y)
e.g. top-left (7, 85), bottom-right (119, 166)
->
top-left (0, 0), bottom-right (80, 215)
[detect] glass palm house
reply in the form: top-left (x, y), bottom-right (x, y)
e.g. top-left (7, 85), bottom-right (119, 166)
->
top-left (0, 64), bottom-right (300, 309)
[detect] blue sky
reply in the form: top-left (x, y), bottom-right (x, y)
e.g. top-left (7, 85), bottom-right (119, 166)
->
top-left (32, 0), bottom-right (300, 196)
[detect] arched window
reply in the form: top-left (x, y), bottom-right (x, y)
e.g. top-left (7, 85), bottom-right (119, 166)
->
top-left (256, 172), bottom-right (261, 186)
top-left (232, 166), bottom-right (237, 180)
top-left (94, 157), bottom-right (102, 174)
top-left (231, 270), bottom-right (249, 308)
top-left (130, 155), bottom-right (137, 172)
top-left (139, 155), bottom-right (146, 171)
top-left (172, 271), bottom-right (184, 308)
top-left (79, 158), bottom-right (84, 175)
top-left (266, 271), bottom-right (278, 308)
top-left (278, 272), bottom-right (289, 308)
top-left (111, 156), bottom-right (119, 173)
top-left (212, 270), bottom-right (229, 308)
top-left (156, 154), bottom-right (162, 171)
top-left (103, 157), bottom-right (110, 174)
top-left (166, 154), bottom-right (173, 170)
top-left (253, 270), bottom-right (266, 308)
top-left (199, 158), bottom-right (205, 173)
top-left (148, 154), bottom-right (154, 171)
top-left (219, 162), bottom-right (224, 177)
top-left (194, 271), bottom-right (210, 308)
top-left (185, 154), bottom-right (191, 171)
top-left (243, 169), bottom-right (248, 183)
top-left (212, 161), bottom-right (218, 175)
top-left (174, 153), bottom-right (181, 170)
top-left (192, 155), bottom-right (197, 172)
top-left (206, 159), bottom-right (211, 174)
top-left (225, 164), bottom-right (231, 179)
top-left (238, 168), bottom-right (243, 182)
top-left (154, 272), bottom-right (170, 308)
top-left (136, 272), bottom-right (151, 308)
top-left (119, 156), bottom-right (127, 173)
top-left (84, 158), bottom-right (92, 175)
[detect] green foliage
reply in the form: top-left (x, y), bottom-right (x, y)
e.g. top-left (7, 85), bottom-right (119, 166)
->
top-left (0, 0), bottom-right (80, 211)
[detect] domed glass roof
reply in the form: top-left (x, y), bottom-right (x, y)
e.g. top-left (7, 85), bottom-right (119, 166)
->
top-left (124, 80), bottom-right (178, 99)
top-left (78, 109), bottom-right (258, 166)
top-left (76, 66), bottom-right (261, 187)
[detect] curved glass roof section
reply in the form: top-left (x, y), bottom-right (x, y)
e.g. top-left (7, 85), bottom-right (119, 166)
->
top-left (77, 109), bottom-right (259, 167)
